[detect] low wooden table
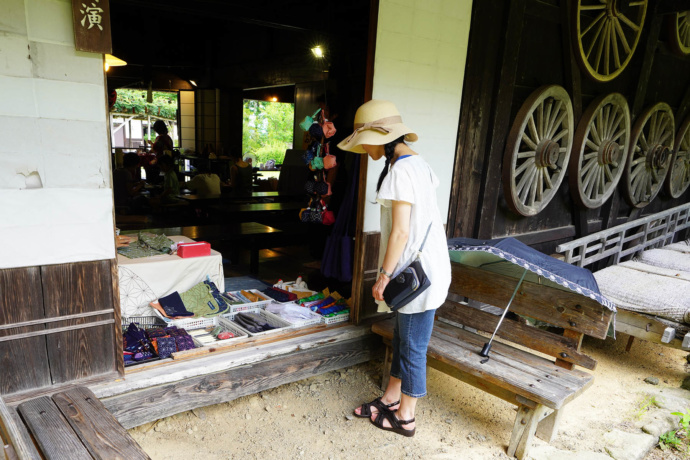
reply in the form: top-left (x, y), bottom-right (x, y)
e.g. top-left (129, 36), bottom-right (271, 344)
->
top-left (5, 387), bottom-right (150, 459)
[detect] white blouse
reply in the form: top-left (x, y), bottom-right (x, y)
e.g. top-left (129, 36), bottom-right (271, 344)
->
top-left (376, 155), bottom-right (452, 314)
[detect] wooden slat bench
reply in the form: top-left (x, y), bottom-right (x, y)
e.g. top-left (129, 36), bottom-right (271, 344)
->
top-left (556, 202), bottom-right (690, 351)
top-left (5, 386), bottom-right (150, 460)
top-left (372, 262), bottom-right (613, 460)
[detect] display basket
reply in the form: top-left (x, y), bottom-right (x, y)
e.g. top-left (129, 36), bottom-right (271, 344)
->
top-left (223, 307), bottom-right (292, 337)
top-left (121, 316), bottom-right (167, 332)
top-left (321, 311), bottom-right (350, 325)
top-left (171, 315), bottom-right (249, 347)
top-left (265, 303), bottom-right (323, 328)
top-left (222, 290), bottom-right (272, 313)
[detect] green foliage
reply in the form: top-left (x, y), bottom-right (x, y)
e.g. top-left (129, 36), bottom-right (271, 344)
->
top-left (112, 89), bottom-right (178, 120)
top-left (243, 99), bottom-right (294, 164)
top-left (658, 409), bottom-right (690, 453)
top-left (635, 396), bottom-right (659, 420)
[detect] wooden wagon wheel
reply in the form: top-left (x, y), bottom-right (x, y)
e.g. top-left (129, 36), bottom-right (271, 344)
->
top-left (623, 103), bottom-right (675, 208)
top-left (664, 117), bottom-right (690, 198)
top-left (667, 11), bottom-right (690, 56)
top-left (502, 85), bottom-right (574, 217)
top-left (569, 93), bottom-right (630, 208)
top-left (573, 0), bottom-right (648, 82)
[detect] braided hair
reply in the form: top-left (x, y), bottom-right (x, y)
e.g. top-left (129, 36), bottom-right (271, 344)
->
top-left (376, 136), bottom-right (406, 192)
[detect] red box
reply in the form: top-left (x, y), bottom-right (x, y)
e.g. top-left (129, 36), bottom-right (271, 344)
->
top-left (177, 241), bottom-right (211, 258)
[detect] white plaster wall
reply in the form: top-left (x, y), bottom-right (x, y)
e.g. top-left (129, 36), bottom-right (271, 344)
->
top-left (363, 0), bottom-right (472, 232)
top-left (0, 0), bottom-right (114, 268)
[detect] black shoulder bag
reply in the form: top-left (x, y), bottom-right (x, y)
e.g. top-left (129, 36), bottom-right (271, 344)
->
top-left (382, 223), bottom-right (432, 311)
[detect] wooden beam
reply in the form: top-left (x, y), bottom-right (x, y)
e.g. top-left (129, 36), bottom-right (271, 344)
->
top-left (102, 335), bottom-right (381, 429)
top-left (477, 0), bottom-right (528, 239)
top-left (52, 387), bottom-right (150, 460)
top-left (631, 2), bottom-right (663, 120)
top-left (615, 309), bottom-right (684, 349)
top-left (18, 397), bottom-right (92, 460)
top-left (0, 397), bottom-right (41, 460)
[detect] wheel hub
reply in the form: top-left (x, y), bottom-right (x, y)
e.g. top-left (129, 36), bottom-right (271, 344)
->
top-left (607, 0), bottom-right (619, 18)
top-left (536, 140), bottom-right (560, 168)
top-left (647, 144), bottom-right (671, 169)
top-left (598, 140), bottom-right (621, 165)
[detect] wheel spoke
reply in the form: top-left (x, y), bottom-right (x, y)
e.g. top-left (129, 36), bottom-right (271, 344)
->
top-left (594, 20), bottom-right (610, 72)
top-left (522, 132), bottom-right (538, 151)
top-left (612, 18), bottom-right (631, 54)
top-left (603, 20), bottom-right (612, 74)
top-left (537, 102), bottom-right (544, 138)
top-left (528, 115), bottom-right (540, 144)
top-left (607, 109), bottom-right (624, 140)
top-left (585, 17), bottom-right (608, 59)
top-left (580, 4), bottom-right (606, 10)
top-left (581, 157), bottom-right (598, 178)
top-left (551, 128), bottom-right (569, 143)
top-left (517, 151), bottom-right (536, 159)
top-left (631, 155), bottom-right (646, 166)
top-left (546, 100), bottom-right (563, 138)
top-left (604, 164), bottom-right (614, 182)
top-left (584, 164), bottom-right (599, 197)
top-left (543, 168), bottom-right (553, 190)
top-left (639, 132), bottom-right (649, 151)
top-left (536, 167), bottom-right (544, 203)
top-left (582, 160), bottom-right (599, 190)
top-left (658, 130), bottom-right (672, 146)
top-left (618, 12), bottom-right (641, 32)
top-left (648, 112), bottom-right (658, 141)
top-left (611, 19), bottom-right (621, 69)
top-left (584, 149), bottom-right (598, 159)
top-left (630, 162), bottom-right (646, 179)
top-left (590, 119), bottom-right (602, 145)
top-left (528, 169), bottom-right (539, 206)
top-left (543, 99), bottom-right (553, 136)
top-left (599, 166), bottom-right (607, 194)
top-left (611, 127), bottom-right (626, 142)
top-left (515, 157), bottom-right (535, 177)
top-left (518, 167), bottom-right (538, 202)
top-left (547, 110), bottom-right (568, 139)
top-left (628, 1), bottom-right (646, 7)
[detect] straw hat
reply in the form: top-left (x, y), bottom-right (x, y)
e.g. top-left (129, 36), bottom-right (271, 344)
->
top-left (337, 100), bottom-right (418, 153)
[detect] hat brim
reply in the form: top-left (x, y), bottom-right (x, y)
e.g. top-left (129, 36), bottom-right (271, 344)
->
top-left (337, 123), bottom-right (418, 153)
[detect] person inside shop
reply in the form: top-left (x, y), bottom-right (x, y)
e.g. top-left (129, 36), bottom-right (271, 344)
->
top-left (186, 160), bottom-right (224, 197)
top-left (113, 152), bottom-right (149, 212)
top-left (229, 150), bottom-right (253, 197)
top-left (341, 100), bottom-right (451, 438)
top-left (150, 120), bottom-right (174, 156)
top-left (153, 154), bottom-right (185, 205)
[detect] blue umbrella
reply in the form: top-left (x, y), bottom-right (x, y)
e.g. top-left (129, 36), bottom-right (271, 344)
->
top-left (447, 237), bottom-right (615, 362)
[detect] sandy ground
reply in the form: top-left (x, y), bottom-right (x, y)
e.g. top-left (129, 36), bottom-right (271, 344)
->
top-left (128, 335), bottom-right (690, 460)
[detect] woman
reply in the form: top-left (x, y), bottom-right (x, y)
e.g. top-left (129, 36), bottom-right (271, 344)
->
top-left (229, 150), bottom-right (253, 197)
top-left (150, 120), bottom-right (174, 156)
top-left (338, 100), bottom-right (451, 437)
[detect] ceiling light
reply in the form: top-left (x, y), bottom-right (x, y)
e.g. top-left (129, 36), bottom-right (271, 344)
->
top-left (189, 80), bottom-right (197, 87)
top-left (271, 97), bottom-right (278, 102)
top-left (311, 46), bottom-right (324, 58)
top-left (104, 54), bottom-right (126, 72)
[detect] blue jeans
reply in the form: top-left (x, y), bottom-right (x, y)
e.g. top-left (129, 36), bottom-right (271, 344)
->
top-left (390, 309), bottom-right (436, 398)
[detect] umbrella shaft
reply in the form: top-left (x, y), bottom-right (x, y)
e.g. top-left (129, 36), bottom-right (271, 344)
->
top-left (486, 268), bottom-right (528, 346)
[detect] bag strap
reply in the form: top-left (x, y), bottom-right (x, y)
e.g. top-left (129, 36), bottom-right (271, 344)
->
top-left (417, 223), bottom-right (433, 256)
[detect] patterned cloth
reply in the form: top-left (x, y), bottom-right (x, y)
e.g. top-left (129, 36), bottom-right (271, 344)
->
top-left (180, 281), bottom-right (229, 317)
top-left (117, 232), bottom-right (175, 259)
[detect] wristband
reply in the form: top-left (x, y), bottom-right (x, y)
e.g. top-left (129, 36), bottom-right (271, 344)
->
top-left (379, 267), bottom-right (393, 278)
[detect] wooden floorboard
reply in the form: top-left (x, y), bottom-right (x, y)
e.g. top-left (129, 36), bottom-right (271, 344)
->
top-left (52, 387), bottom-right (149, 460)
top-left (102, 334), bottom-right (381, 429)
top-left (0, 396), bottom-right (41, 460)
top-left (17, 397), bottom-right (92, 460)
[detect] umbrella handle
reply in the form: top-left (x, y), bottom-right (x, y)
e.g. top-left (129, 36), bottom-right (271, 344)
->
top-left (479, 268), bottom-right (528, 361)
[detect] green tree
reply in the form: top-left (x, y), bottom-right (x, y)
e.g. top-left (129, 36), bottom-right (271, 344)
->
top-left (242, 99), bottom-right (294, 165)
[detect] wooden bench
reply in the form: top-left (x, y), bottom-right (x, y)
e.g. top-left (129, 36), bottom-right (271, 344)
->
top-left (1, 386), bottom-right (148, 460)
top-left (556, 203), bottom-right (690, 351)
top-left (372, 262), bottom-right (613, 459)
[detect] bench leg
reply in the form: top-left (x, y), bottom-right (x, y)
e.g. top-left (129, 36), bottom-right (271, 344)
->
top-left (507, 403), bottom-right (547, 460)
top-left (381, 345), bottom-right (392, 391)
top-left (536, 408), bottom-right (562, 443)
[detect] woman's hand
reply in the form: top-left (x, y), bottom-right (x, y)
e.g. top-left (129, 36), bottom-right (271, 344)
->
top-left (372, 274), bottom-right (390, 302)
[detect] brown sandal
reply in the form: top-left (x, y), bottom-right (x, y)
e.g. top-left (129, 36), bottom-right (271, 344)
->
top-left (353, 397), bottom-right (400, 418)
top-left (370, 409), bottom-right (416, 437)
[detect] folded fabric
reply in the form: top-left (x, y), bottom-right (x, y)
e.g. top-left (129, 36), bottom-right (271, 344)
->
top-left (205, 279), bottom-right (230, 309)
top-left (123, 323), bottom-right (150, 353)
top-left (319, 304), bottom-right (348, 316)
top-left (297, 292), bottom-right (325, 305)
top-left (155, 337), bottom-right (177, 358)
top-left (181, 282), bottom-right (228, 317)
top-left (147, 328), bottom-right (167, 338)
top-left (266, 302), bottom-right (314, 323)
top-left (158, 292), bottom-right (194, 317)
top-left (260, 287), bottom-right (297, 302)
top-left (149, 301), bottom-right (192, 320)
top-left (175, 335), bottom-right (195, 351)
top-left (233, 312), bottom-right (277, 333)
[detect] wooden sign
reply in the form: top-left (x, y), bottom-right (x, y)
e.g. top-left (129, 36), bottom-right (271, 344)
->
top-left (71, 0), bottom-right (112, 54)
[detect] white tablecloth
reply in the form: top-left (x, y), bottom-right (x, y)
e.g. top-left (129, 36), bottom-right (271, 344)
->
top-left (118, 235), bottom-right (224, 317)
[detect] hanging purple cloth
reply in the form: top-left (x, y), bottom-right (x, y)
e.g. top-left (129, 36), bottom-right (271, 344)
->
top-left (321, 155), bottom-right (359, 281)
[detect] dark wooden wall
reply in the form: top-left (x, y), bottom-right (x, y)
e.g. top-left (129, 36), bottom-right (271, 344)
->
top-left (448, 0), bottom-right (690, 254)
top-left (0, 260), bottom-right (121, 397)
